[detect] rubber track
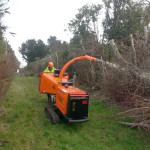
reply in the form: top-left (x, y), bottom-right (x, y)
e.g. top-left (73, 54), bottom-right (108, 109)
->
top-left (45, 106), bottom-right (60, 124)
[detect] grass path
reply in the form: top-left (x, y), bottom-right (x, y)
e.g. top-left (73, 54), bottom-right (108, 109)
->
top-left (0, 76), bottom-right (150, 150)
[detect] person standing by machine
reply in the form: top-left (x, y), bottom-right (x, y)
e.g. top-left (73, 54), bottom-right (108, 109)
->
top-left (44, 62), bottom-right (55, 74)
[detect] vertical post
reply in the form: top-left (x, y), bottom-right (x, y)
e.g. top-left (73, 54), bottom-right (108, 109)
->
top-left (73, 72), bottom-right (76, 87)
top-left (55, 52), bottom-right (58, 68)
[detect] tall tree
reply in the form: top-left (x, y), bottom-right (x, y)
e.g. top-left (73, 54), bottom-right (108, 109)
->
top-left (68, 4), bottom-right (102, 45)
top-left (19, 39), bottom-right (49, 63)
top-left (47, 36), bottom-right (62, 52)
top-left (102, 0), bottom-right (150, 40)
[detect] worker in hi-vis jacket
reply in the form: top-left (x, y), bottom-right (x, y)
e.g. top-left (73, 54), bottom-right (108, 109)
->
top-left (44, 62), bottom-right (55, 74)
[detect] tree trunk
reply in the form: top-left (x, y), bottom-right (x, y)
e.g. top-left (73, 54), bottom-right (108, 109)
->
top-left (130, 34), bottom-right (137, 66)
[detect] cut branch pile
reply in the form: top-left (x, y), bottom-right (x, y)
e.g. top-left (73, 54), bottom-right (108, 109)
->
top-left (98, 26), bottom-right (150, 132)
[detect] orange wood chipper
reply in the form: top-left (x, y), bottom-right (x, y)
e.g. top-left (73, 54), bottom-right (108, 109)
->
top-left (39, 55), bottom-right (98, 124)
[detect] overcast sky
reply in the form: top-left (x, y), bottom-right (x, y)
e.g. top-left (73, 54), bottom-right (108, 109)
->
top-left (3, 0), bottom-right (102, 67)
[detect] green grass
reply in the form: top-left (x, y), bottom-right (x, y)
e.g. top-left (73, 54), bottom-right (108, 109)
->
top-left (0, 76), bottom-right (150, 150)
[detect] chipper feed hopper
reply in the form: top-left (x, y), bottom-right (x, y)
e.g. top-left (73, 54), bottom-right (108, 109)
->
top-left (39, 55), bottom-right (98, 124)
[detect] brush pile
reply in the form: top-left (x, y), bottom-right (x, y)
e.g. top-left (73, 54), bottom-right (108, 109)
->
top-left (99, 27), bottom-right (150, 131)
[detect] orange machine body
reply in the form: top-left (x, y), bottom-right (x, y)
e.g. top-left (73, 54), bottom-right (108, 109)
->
top-left (40, 73), bottom-right (88, 115)
top-left (56, 85), bottom-right (88, 115)
top-left (40, 73), bottom-right (69, 95)
top-left (39, 55), bottom-right (97, 118)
